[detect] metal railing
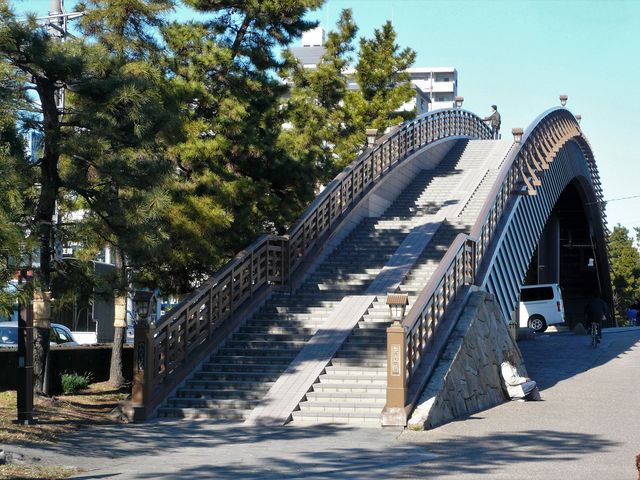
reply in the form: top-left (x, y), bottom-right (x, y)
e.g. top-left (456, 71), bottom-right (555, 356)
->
top-left (129, 108), bottom-right (492, 419)
top-left (383, 108), bottom-right (598, 426)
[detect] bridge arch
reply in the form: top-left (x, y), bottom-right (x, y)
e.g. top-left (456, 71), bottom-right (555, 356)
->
top-left (385, 107), bottom-right (611, 426)
top-left (474, 108), bottom-right (612, 328)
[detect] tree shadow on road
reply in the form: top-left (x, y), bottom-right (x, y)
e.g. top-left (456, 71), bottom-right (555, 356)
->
top-left (67, 427), bottom-right (616, 479)
top-left (518, 329), bottom-right (640, 390)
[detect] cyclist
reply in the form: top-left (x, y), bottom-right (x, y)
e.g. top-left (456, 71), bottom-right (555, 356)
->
top-left (584, 295), bottom-right (611, 344)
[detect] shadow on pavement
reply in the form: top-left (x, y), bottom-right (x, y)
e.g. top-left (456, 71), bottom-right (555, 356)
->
top-left (67, 427), bottom-right (616, 479)
top-left (397, 429), bottom-right (619, 479)
top-left (518, 329), bottom-right (640, 390)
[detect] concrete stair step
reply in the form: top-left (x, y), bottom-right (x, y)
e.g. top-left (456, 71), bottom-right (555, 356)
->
top-left (324, 365), bottom-right (386, 376)
top-left (317, 374), bottom-right (386, 385)
top-left (158, 407), bottom-right (249, 420)
top-left (176, 388), bottom-right (266, 400)
top-left (297, 402), bottom-right (384, 414)
top-left (207, 355), bottom-right (293, 365)
top-left (185, 379), bottom-right (274, 391)
top-left (193, 371), bottom-right (281, 382)
top-left (330, 358), bottom-right (387, 368)
top-left (312, 381), bottom-right (386, 392)
top-left (289, 410), bottom-right (381, 425)
top-left (202, 363), bottom-right (286, 373)
top-left (218, 347), bottom-right (297, 357)
top-left (304, 391), bottom-right (386, 402)
top-left (166, 397), bottom-right (258, 410)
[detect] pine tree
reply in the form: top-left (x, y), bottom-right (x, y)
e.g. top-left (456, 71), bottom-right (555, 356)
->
top-left (344, 21), bottom-right (416, 158)
top-left (0, 60), bottom-right (31, 315)
top-left (0, 0), bottom-right (177, 391)
top-left (71, 0), bottom-right (176, 387)
top-left (0, 3), bottom-right (100, 393)
top-left (609, 225), bottom-right (640, 321)
top-left (279, 9), bottom-right (358, 184)
top-left (280, 13), bottom-right (416, 182)
top-left (152, 0), bottom-right (323, 293)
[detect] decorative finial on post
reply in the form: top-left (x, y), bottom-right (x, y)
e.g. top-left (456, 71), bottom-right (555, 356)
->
top-left (512, 128), bottom-right (523, 144)
top-left (366, 128), bottom-right (378, 148)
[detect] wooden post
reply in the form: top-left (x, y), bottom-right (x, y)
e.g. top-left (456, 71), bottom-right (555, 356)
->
top-left (128, 321), bottom-right (155, 421)
top-left (381, 321), bottom-right (408, 426)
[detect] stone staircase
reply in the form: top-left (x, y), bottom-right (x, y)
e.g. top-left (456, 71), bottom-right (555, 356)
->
top-left (157, 163), bottom-right (456, 419)
top-left (290, 140), bottom-right (511, 425)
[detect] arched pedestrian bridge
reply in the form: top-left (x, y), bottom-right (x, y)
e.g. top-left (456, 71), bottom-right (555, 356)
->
top-left (127, 106), bottom-right (611, 428)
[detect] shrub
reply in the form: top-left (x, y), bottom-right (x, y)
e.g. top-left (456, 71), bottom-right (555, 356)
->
top-left (60, 372), bottom-right (91, 395)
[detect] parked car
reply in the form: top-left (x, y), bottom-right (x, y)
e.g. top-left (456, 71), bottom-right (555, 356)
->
top-left (518, 283), bottom-right (565, 332)
top-left (0, 321), bottom-right (78, 347)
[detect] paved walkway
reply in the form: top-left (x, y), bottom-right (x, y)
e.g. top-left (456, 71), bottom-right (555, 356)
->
top-left (3, 327), bottom-right (640, 479)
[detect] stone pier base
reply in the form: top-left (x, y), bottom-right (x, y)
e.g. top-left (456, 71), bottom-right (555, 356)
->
top-left (408, 291), bottom-right (528, 430)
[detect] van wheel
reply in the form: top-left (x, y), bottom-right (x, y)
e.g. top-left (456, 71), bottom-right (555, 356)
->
top-left (528, 315), bottom-right (547, 333)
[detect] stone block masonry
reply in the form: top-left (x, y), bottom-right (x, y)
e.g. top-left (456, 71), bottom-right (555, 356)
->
top-left (408, 291), bottom-right (528, 430)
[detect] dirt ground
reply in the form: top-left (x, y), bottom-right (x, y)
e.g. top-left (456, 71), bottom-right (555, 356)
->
top-left (0, 382), bottom-right (129, 479)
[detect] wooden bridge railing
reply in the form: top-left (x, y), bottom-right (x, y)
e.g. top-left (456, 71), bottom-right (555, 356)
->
top-left (129, 108), bottom-right (492, 420)
top-left (382, 108), bottom-right (594, 426)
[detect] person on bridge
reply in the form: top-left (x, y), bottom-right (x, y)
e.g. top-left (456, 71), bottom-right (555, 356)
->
top-left (500, 350), bottom-right (541, 401)
top-left (584, 295), bottom-right (611, 341)
top-left (483, 105), bottom-right (501, 139)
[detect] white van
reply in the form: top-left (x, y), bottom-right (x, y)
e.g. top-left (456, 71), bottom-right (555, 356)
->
top-left (518, 283), bottom-right (565, 332)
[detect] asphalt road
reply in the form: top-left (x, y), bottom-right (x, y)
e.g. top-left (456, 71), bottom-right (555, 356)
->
top-left (3, 327), bottom-right (639, 479)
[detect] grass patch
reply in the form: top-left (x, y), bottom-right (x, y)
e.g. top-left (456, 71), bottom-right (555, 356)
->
top-left (0, 382), bottom-right (129, 446)
top-left (60, 372), bottom-right (92, 395)
top-left (0, 464), bottom-right (80, 479)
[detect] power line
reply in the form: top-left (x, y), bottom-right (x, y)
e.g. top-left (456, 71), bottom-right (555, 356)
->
top-left (587, 194), bottom-right (640, 205)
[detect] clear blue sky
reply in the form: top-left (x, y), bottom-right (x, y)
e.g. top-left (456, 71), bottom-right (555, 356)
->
top-left (309, 0), bottom-right (640, 232)
top-left (15, 0), bottom-right (640, 231)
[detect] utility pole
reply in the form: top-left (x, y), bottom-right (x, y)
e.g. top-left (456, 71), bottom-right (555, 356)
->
top-left (15, 270), bottom-right (34, 425)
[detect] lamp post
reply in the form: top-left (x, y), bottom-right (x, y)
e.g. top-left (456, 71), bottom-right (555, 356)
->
top-left (575, 114), bottom-right (582, 124)
top-left (366, 128), bottom-right (378, 149)
top-left (454, 96), bottom-right (464, 109)
top-left (386, 292), bottom-right (409, 324)
top-left (382, 291), bottom-right (410, 426)
top-left (133, 290), bottom-right (153, 324)
top-left (512, 128), bottom-right (523, 144)
top-left (559, 95), bottom-right (568, 107)
top-left (129, 289), bottom-right (154, 421)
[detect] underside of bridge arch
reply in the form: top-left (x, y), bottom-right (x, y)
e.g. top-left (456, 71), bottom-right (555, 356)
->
top-left (523, 179), bottom-right (606, 327)
top-left (477, 138), bottom-right (613, 328)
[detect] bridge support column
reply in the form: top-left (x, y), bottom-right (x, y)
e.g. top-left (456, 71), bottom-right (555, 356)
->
top-left (537, 213), bottom-right (560, 284)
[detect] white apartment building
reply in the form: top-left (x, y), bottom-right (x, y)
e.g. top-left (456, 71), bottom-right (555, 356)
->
top-left (290, 27), bottom-right (458, 113)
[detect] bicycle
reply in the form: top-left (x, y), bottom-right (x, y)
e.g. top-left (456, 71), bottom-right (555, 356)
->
top-left (590, 322), bottom-right (600, 348)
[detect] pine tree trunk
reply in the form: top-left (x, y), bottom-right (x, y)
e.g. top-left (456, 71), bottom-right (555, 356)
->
top-left (109, 266), bottom-right (128, 387)
top-left (109, 326), bottom-right (126, 387)
top-left (33, 290), bottom-right (52, 395)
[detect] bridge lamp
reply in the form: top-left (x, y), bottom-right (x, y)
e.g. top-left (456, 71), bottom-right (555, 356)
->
top-left (454, 96), bottom-right (464, 109)
top-left (366, 128), bottom-right (378, 148)
top-left (559, 95), bottom-right (568, 107)
top-left (575, 114), bottom-right (582, 124)
top-left (134, 290), bottom-right (154, 324)
top-left (512, 128), bottom-right (523, 144)
top-left (387, 292), bottom-right (409, 325)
